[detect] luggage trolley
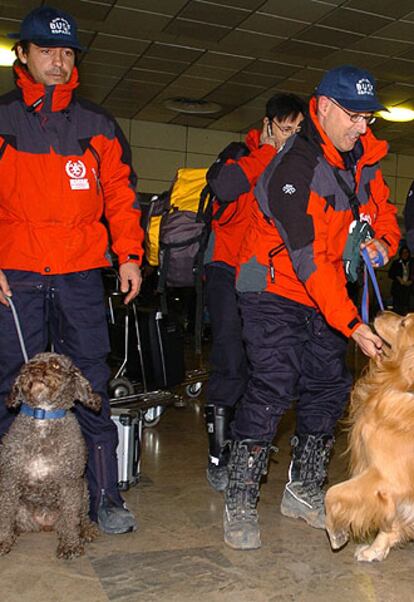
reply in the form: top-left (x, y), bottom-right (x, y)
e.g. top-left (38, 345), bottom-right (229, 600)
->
top-left (104, 269), bottom-right (206, 427)
top-left (106, 294), bottom-right (182, 425)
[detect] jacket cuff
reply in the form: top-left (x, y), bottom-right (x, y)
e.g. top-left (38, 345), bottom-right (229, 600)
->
top-left (119, 253), bottom-right (141, 266)
top-left (347, 317), bottom-right (363, 336)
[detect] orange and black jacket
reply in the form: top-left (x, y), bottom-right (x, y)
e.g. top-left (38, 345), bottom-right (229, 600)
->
top-left (205, 129), bottom-right (277, 269)
top-left (237, 97), bottom-right (400, 337)
top-left (0, 65), bottom-right (143, 275)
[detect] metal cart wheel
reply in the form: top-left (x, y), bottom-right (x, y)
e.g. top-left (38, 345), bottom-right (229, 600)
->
top-left (185, 381), bottom-right (203, 398)
top-left (143, 405), bottom-right (164, 428)
top-left (108, 376), bottom-right (134, 399)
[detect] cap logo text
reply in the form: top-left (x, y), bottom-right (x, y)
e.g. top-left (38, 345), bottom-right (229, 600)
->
top-left (355, 78), bottom-right (374, 96)
top-left (49, 17), bottom-right (71, 36)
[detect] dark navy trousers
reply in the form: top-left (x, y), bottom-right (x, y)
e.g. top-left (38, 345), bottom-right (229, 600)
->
top-left (204, 264), bottom-right (248, 408)
top-left (233, 292), bottom-right (352, 442)
top-left (0, 269), bottom-right (122, 518)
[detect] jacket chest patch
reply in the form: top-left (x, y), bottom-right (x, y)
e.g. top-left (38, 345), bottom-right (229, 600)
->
top-left (65, 159), bottom-right (90, 190)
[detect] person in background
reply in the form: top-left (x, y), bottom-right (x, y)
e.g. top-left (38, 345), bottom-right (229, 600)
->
top-left (389, 245), bottom-right (414, 315)
top-left (404, 180), bottom-right (414, 254)
top-left (219, 65), bottom-right (399, 550)
top-left (0, 6), bottom-right (143, 534)
top-left (204, 94), bottom-right (306, 492)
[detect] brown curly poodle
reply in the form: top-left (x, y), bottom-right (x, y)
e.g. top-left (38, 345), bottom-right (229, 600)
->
top-left (0, 352), bottom-right (101, 559)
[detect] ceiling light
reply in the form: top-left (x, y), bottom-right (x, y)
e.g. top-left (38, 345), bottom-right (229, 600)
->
top-left (0, 47), bottom-right (14, 67)
top-left (164, 97), bottom-right (221, 115)
top-left (378, 106), bottom-right (414, 122)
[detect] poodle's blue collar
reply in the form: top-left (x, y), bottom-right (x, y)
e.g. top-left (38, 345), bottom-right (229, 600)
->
top-left (20, 403), bottom-right (67, 420)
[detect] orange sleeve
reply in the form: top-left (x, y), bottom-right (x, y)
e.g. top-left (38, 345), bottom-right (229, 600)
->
top-left (100, 127), bottom-right (144, 265)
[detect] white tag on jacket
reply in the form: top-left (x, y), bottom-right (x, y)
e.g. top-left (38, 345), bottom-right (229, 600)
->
top-left (70, 178), bottom-right (90, 190)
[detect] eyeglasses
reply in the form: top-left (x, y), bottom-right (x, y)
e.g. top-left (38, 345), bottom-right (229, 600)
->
top-left (272, 120), bottom-right (302, 136)
top-left (329, 98), bottom-right (376, 125)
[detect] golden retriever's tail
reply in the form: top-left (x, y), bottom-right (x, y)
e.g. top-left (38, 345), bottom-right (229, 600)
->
top-left (325, 468), bottom-right (395, 541)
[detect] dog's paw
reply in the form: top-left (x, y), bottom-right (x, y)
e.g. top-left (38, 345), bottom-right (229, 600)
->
top-left (56, 542), bottom-right (85, 560)
top-left (81, 520), bottom-right (99, 543)
top-left (355, 543), bottom-right (389, 562)
top-left (326, 528), bottom-right (349, 550)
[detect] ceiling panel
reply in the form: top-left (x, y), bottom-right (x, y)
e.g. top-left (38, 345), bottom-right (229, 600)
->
top-left (239, 13), bottom-right (310, 37)
top-left (178, 1), bottom-right (249, 27)
top-left (319, 8), bottom-right (392, 35)
top-left (343, 0), bottom-right (414, 19)
top-left (163, 18), bottom-right (231, 42)
top-left (259, 0), bottom-right (337, 21)
top-left (1, 0), bottom-right (414, 153)
top-left (295, 25), bottom-right (363, 48)
top-left (89, 33), bottom-right (151, 55)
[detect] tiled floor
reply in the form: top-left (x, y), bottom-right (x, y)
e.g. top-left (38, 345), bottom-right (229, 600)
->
top-left (1, 380), bottom-right (414, 601)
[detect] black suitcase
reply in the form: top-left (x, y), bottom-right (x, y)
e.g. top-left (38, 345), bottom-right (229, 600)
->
top-left (108, 301), bottom-right (185, 391)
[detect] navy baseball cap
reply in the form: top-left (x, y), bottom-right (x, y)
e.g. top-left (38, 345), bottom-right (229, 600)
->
top-left (8, 6), bottom-right (83, 51)
top-left (315, 65), bottom-right (386, 112)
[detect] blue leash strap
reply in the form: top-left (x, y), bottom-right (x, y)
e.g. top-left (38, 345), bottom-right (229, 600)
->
top-left (361, 247), bottom-right (384, 324)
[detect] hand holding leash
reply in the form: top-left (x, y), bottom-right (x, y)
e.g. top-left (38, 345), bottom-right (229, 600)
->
top-left (361, 238), bottom-right (389, 268)
top-left (351, 323), bottom-right (383, 359)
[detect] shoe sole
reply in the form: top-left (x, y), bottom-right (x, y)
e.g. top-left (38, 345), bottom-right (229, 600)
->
top-left (98, 522), bottom-right (137, 535)
top-left (224, 537), bottom-right (261, 550)
top-left (206, 473), bottom-right (228, 492)
top-left (280, 505), bottom-right (325, 529)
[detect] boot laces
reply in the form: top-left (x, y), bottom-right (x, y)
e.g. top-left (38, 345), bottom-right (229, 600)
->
top-left (226, 443), bottom-right (269, 520)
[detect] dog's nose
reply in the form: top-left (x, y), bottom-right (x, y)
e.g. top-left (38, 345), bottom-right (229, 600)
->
top-left (30, 382), bottom-right (48, 397)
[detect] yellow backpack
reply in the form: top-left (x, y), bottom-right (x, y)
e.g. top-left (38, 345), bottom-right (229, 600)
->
top-left (145, 167), bottom-right (213, 283)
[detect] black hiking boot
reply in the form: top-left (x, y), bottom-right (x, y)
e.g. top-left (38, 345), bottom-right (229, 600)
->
top-left (204, 404), bottom-right (233, 492)
top-left (280, 433), bottom-right (334, 529)
top-left (223, 439), bottom-right (270, 550)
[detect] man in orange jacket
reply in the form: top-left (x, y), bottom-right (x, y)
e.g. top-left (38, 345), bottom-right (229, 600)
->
top-left (204, 94), bottom-right (306, 492)
top-left (0, 7), bottom-right (143, 534)
top-left (219, 65), bottom-right (400, 550)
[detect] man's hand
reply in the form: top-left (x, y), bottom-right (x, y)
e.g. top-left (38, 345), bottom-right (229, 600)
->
top-left (119, 262), bottom-right (142, 304)
top-left (361, 238), bottom-right (389, 268)
top-left (259, 121), bottom-right (277, 148)
top-left (0, 269), bottom-right (11, 306)
top-left (351, 323), bottom-right (383, 358)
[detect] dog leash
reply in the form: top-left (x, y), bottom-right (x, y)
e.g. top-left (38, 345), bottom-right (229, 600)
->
top-left (360, 247), bottom-right (384, 324)
top-left (5, 294), bottom-right (29, 363)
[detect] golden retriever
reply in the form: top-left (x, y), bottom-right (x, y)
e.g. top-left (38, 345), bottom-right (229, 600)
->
top-left (325, 311), bottom-right (414, 562)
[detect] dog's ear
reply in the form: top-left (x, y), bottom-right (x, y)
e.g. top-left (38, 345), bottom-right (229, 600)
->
top-left (6, 372), bottom-right (25, 408)
top-left (399, 347), bottom-right (414, 388)
top-left (71, 367), bottom-right (102, 413)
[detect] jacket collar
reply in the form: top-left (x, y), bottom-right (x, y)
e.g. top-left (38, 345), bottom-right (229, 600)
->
top-left (14, 64), bottom-right (79, 113)
top-left (304, 97), bottom-right (388, 173)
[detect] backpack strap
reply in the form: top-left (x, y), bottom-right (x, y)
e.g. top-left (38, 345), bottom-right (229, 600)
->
top-left (332, 168), bottom-right (360, 221)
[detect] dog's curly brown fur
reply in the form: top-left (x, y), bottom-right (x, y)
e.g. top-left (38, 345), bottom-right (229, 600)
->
top-left (0, 352), bottom-right (101, 559)
top-left (325, 311), bottom-right (414, 562)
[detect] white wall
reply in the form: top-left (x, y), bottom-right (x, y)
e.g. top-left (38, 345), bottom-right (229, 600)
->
top-left (117, 117), bottom-right (243, 195)
top-left (380, 152), bottom-right (414, 220)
